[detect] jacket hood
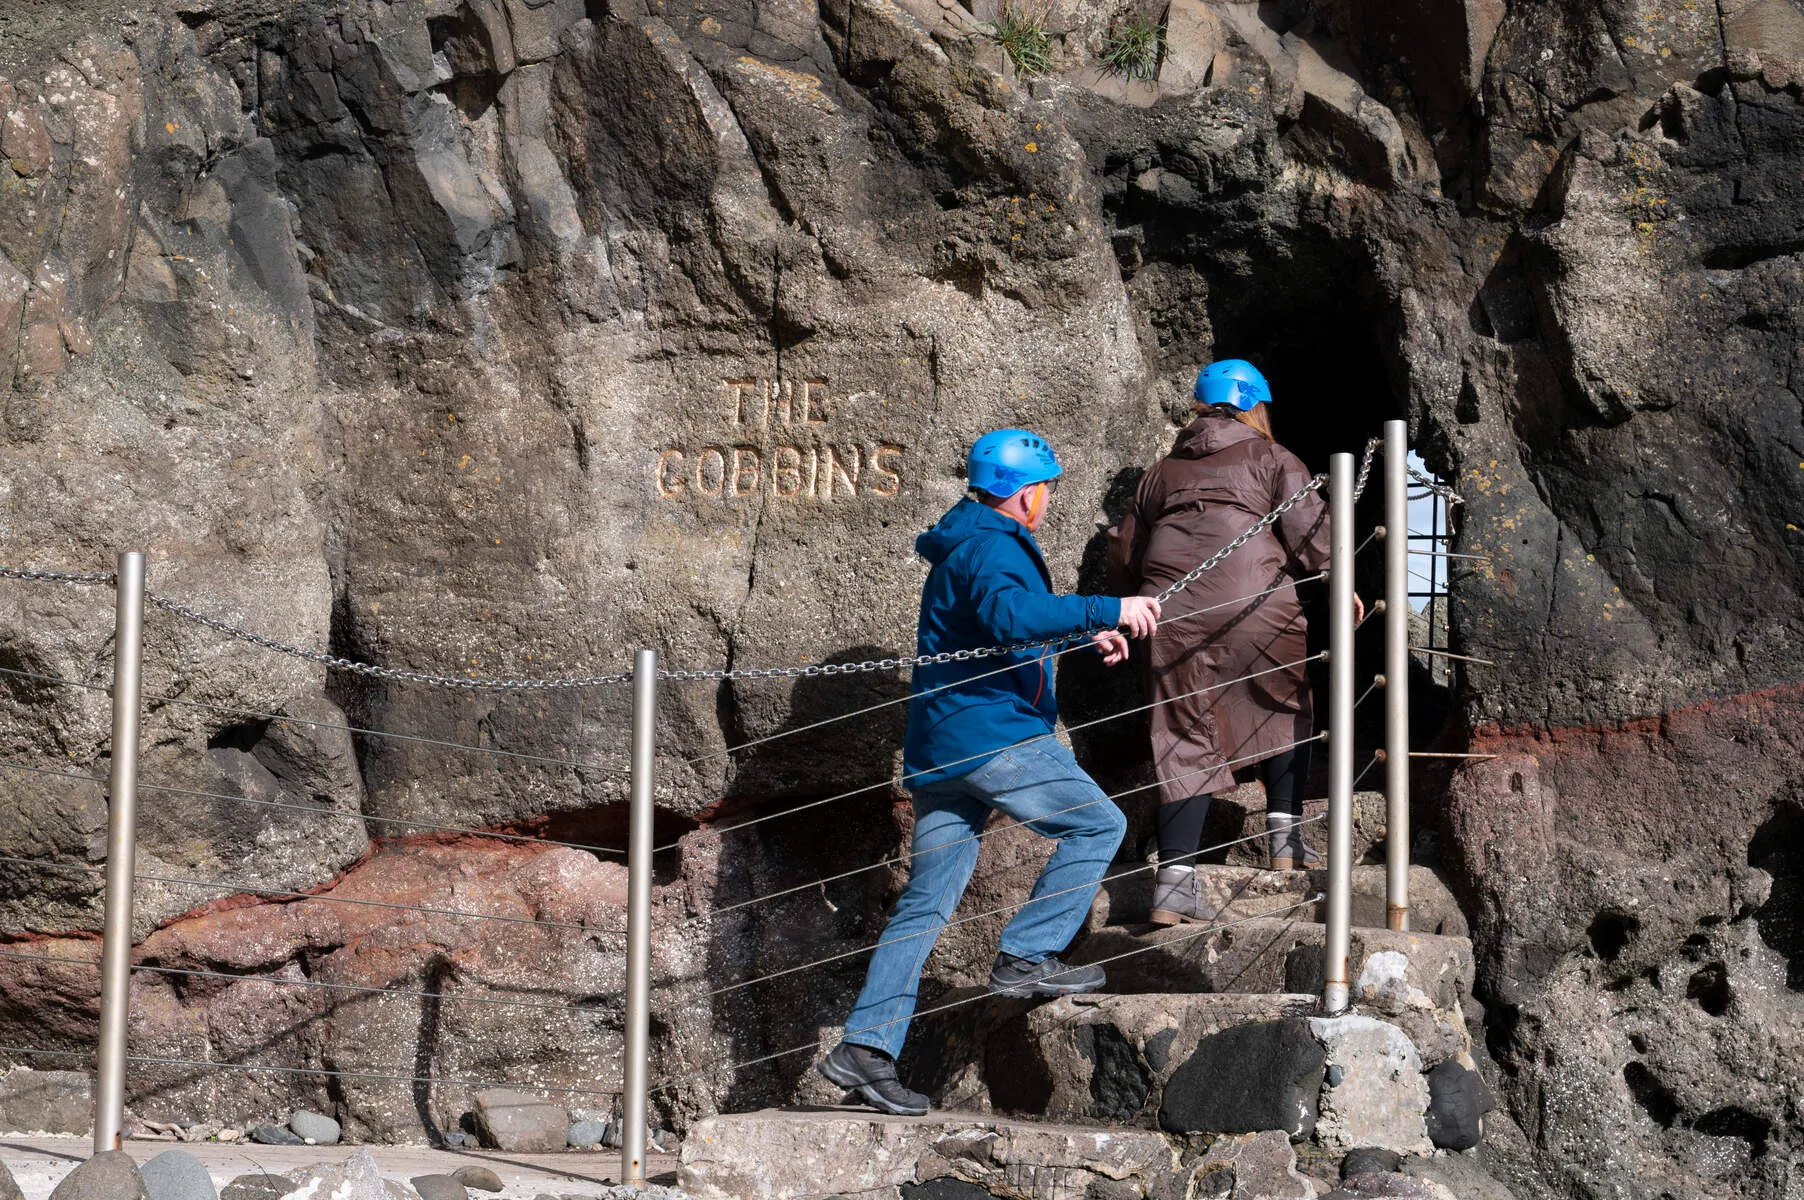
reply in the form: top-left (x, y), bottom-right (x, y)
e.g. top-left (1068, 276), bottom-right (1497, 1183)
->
top-left (1171, 412), bottom-right (1265, 459)
top-left (916, 498), bottom-right (1029, 565)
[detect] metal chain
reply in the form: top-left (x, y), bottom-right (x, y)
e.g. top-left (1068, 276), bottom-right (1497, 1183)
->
top-left (144, 592), bottom-right (633, 691)
top-left (1408, 465), bottom-right (1465, 506)
top-left (1354, 438), bottom-right (1382, 499)
top-left (657, 634), bottom-right (1079, 684)
top-left (665, 440), bottom-right (1384, 681)
top-left (3, 438), bottom-right (1390, 691)
top-left (0, 566), bottom-right (116, 586)
top-left (1154, 473), bottom-right (1326, 605)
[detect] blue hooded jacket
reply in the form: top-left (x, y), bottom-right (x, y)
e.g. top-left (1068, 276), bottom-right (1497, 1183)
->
top-left (903, 499), bottom-right (1123, 788)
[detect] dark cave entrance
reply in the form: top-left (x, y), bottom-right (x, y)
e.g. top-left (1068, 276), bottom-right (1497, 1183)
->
top-left (1108, 196), bottom-right (1410, 700)
top-left (1192, 252), bottom-right (1401, 479)
top-left (1111, 186), bottom-right (1405, 475)
top-left (1072, 184), bottom-right (1428, 827)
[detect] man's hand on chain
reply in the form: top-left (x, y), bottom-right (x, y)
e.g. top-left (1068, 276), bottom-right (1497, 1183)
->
top-left (1117, 596), bottom-right (1161, 638)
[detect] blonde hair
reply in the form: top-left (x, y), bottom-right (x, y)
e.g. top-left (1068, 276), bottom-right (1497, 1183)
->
top-left (1199, 402), bottom-right (1274, 441)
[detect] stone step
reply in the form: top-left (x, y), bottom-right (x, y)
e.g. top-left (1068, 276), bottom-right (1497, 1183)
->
top-left (969, 993), bottom-right (1452, 1156)
top-left (1087, 863), bottom-right (1468, 937)
top-left (1063, 920), bottom-right (1475, 1067)
top-left (678, 1108), bottom-right (1186, 1200)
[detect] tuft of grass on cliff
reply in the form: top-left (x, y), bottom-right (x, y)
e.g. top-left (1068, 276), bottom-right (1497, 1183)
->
top-left (1099, 13), bottom-right (1166, 84)
top-left (982, 2), bottom-right (1057, 77)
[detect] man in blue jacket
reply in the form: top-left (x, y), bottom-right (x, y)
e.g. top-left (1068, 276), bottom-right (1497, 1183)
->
top-left (817, 429), bottom-right (1161, 1116)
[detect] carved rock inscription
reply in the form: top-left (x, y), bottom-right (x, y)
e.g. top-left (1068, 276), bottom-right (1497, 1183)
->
top-left (654, 379), bottom-right (906, 501)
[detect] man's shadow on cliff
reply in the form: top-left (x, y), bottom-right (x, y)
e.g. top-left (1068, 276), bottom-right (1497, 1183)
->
top-left (701, 645), bottom-right (916, 1115)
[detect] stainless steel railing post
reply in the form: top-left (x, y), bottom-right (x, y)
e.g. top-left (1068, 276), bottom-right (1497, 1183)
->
top-left (94, 551), bottom-right (145, 1153)
top-left (1382, 420), bottom-right (1410, 932)
top-left (1322, 457), bottom-right (1354, 1016)
top-left (622, 649), bottom-right (657, 1187)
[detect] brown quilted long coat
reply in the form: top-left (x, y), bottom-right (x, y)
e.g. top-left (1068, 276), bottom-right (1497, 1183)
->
top-left (1110, 413), bottom-right (1331, 805)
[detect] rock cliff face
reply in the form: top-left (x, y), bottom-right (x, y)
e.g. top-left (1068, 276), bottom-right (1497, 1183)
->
top-left (2, 0), bottom-right (1802, 1195)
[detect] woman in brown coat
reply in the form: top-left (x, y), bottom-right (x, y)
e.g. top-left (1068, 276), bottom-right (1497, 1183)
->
top-left (1111, 359), bottom-right (1359, 924)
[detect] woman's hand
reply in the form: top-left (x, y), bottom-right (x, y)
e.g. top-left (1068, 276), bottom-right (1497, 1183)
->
top-left (1091, 630), bottom-right (1131, 666)
top-left (1353, 593), bottom-right (1366, 625)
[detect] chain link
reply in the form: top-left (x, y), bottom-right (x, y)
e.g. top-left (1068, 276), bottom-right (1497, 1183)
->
top-left (1408, 465), bottom-right (1465, 506)
top-left (2, 436), bottom-right (1392, 691)
top-left (144, 592), bottom-right (632, 691)
top-left (1154, 472), bottom-right (1326, 605)
top-left (0, 566), bottom-right (117, 586)
top-left (1354, 438), bottom-right (1381, 500)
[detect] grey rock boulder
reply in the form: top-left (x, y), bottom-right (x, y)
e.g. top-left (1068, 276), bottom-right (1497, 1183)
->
top-left (0, 1160), bottom-right (24, 1200)
top-left (288, 1110), bottom-right (341, 1146)
top-left (283, 1150), bottom-right (408, 1200)
top-left (140, 1150), bottom-right (218, 1200)
top-left (1308, 1016), bottom-right (1432, 1156)
top-left (48, 1152), bottom-right (149, 1200)
top-left (566, 1120), bottom-right (609, 1150)
top-left (218, 1174), bottom-right (290, 1200)
top-left (449, 1168), bottom-right (502, 1193)
top-left (1423, 1061), bottom-right (1494, 1151)
top-left (471, 1089), bottom-right (568, 1153)
top-left (1159, 1017), bottom-right (1324, 1137)
top-left (250, 1124), bottom-right (304, 1147)
top-left (1342, 1149), bottom-right (1402, 1179)
top-left (408, 1176), bottom-right (467, 1200)
top-left (0, 1068), bottom-right (92, 1135)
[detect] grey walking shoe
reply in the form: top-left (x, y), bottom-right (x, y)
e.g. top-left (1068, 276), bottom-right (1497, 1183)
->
top-left (1149, 865), bottom-right (1220, 926)
top-left (987, 952), bottom-right (1107, 998)
top-left (1267, 814), bottom-right (1319, 871)
top-left (817, 1042), bottom-right (930, 1117)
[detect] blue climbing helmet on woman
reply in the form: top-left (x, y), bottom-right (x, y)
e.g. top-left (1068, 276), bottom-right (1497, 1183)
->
top-left (1193, 359), bottom-right (1272, 412)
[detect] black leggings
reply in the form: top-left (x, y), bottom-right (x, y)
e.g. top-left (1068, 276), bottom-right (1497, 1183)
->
top-left (1157, 743), bottom-right (1312, 861)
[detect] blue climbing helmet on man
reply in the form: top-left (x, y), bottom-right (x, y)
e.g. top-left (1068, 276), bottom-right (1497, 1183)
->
top-left (1194, 359), bottom-right (1272, 411)
top-left (967, 428), bottom-right (1064, 497)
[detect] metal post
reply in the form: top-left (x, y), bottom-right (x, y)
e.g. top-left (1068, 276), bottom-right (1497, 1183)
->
top-left (1382, 421), bottom-right (1410, 932)
top-left (1322, 458), bottom-right (1354, 1016)
top-left (622, 649), bottom-right (656, 1187)
top-left (94, 551), bottom-right (145, 1154)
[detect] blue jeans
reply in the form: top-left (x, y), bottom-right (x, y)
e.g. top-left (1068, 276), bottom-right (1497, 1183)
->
top-left (841, 740), bottom-right (1126, 1060)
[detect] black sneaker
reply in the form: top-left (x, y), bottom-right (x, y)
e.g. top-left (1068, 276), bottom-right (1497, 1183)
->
top-left (987, 952), bottom-right (1107, 998)
top-left (817, 1042), bottom-right (930, 1117)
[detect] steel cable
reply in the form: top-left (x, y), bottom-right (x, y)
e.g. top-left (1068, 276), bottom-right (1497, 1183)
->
top-left (0, 758), bottom-right (627, 860)
top-left (0, 855), bottom-right (625, 936)
top-left (652, 894), bottom-right (1325, 1097)
top-left (0, 665), bottom-right (628, 780)
top-left (657, 653), bottom-right (1326, 852)
top-left (680, 573), bottom-right (1326, 768)
top-left (1, 438), bottom-right (1383, 693)
top-left (0, 948), bottom-right (611, 1017)
top-left (144, 591), bottom-right (634, 692)
top-left (691, 675), bottom-right (1388, 941)
top-left (687, 730), bottom-right (1328, 928)
top-left (706, 807), bottom-right (1328, 998)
